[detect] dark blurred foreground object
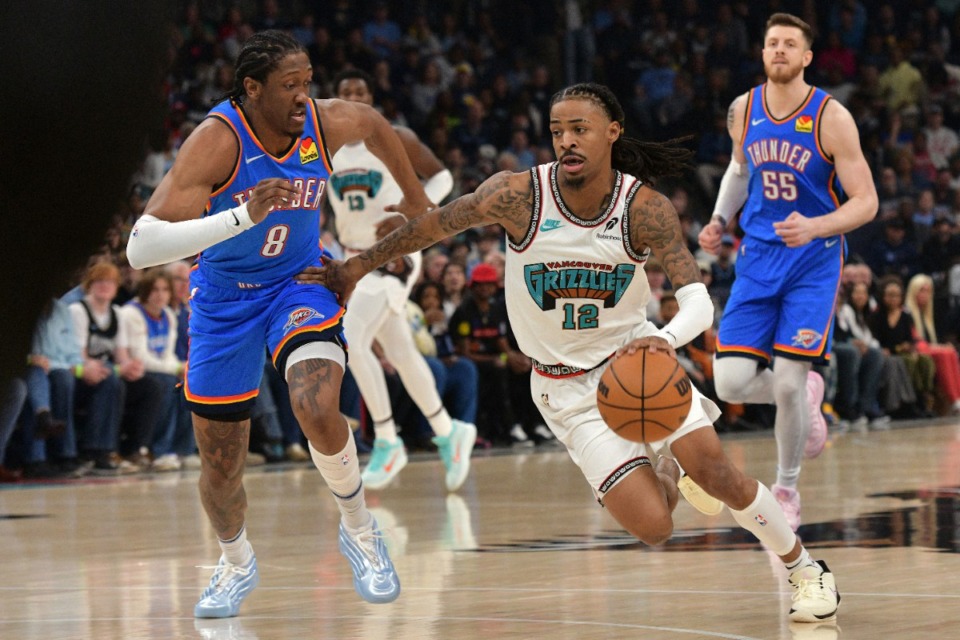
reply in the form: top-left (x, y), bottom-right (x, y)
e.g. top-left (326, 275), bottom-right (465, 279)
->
top-left (0, 1), bottom-right (170, 388)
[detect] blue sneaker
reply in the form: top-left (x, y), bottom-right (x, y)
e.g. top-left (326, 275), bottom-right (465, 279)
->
top-left (338, 518), bottom-right (400, 604)
top-left (194, 553), bottom-right (259, 618)
top-left (432, 420), bottom-right (477, 492)
top-left (361, 437), bottom-right (408, 490)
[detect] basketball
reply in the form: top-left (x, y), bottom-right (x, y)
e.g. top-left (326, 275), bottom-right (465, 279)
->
top-left (596, 347), bottom-right (693, 443)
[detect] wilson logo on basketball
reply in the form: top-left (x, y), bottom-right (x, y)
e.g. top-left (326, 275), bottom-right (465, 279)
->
top-left (597, 379), bottom-right (610, 399)
top-left (283, 307), bottom-right (319, 331)
top-left (673, 377), bottom-right (691, 397)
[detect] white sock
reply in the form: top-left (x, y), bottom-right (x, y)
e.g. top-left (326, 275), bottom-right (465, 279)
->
top-left (784, 548), bottom-right (819, 573)
top-left (728, 483), bottom-right (798, 556)
top-left (426, 405), bottom-right (453, 438)
top-left (372, 416), bottom-right (400, 443)
top-left (219, 526), bottom-right (254, 566)
top-left (309, 433), bottom-right (371, 531)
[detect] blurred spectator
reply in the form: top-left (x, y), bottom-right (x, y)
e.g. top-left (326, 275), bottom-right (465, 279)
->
top-left (24, 298), bottom-right (87, 478)
top-left (363, 2), bottom-right (402, 61)
top-left (906, 274), bottom-right (960, 414)
top-left (695, 110), bottom-right (733, 199)
top-left (864, 217), bottom-right (922, 283)
top-left (869, 275), bottom-right (937, 416)
top-left (833, 284), bottom-right (888, 430)
top-left (0, 379), bottom-right (27, 481)
top-left (68, 262), bottom-right (129, 473)
top-left (878, 46), bottom-right (925, 115)
top-left (119, 268), bottom-right (180, 468)
top-left (923, 104), bottom-right (958, 170)
top-left (441, 262), bottom-right (468, 317)
top-left (708, 235), bottom-right (737, 311)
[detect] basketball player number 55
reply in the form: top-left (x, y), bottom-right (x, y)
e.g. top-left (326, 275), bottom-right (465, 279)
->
top-left (761, 171), bottom-right (798, 201)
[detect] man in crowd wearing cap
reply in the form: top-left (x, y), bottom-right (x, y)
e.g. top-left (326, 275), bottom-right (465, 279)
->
top-left (448, 263), bottom-right (516, 446)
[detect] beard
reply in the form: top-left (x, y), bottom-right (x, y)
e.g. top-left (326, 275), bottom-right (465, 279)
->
top-left (561, 173), bottom-right (586, 190)
top-left (764, 60), bottom-right (804, 84)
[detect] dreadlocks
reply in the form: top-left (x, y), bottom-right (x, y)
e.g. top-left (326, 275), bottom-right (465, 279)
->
top-left (227, 30), bottom-right (307, 103)
top-left (550, 83), bottom-right (693, 185)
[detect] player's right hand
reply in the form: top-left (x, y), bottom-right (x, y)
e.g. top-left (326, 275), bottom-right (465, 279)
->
top-left (247, 178), bottom-right (303, 223)
top-left (295, 257), bottom-right (363, 304)
top-left (697, 220), bottom-right (724, 255)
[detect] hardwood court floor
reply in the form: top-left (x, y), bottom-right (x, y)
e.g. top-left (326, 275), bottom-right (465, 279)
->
top-left (1, 420), bottom-right (958, 640)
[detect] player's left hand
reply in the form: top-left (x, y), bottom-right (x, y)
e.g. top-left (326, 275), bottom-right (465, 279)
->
top-left (616, 336), bottom-right (676, 360)
top-left (773, 211), bottom-right (819, 247)
top-left (375, 214), bottom-right (407, 240)
top-left (385, 197), bottom-right (435, 220)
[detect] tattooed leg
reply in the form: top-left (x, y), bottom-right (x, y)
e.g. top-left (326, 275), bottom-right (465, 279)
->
top-left (287, 358), bottom-right (347, 454)
top-left (193, 415), bottom-right (250, 540)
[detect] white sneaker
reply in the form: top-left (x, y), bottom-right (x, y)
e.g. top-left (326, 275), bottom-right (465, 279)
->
top-left (533, 424), bottom-right (555, 441)
top-left (772, 483), bottom-right (801, 531)
top-left (509, 424), bottom-right (533, 447)
top-left (361, 438), bottom-right (408, 490)
top-left (182, 454), bottom-right (203, 470)
top-left (285, 443), bottom-right (310, 462)
top-left (433, 420), bottom-right (477, 492)
top-left (677, 474), bottom-right (724, 515)
top-left (788, 560), bottom-right (840, 622)
top-left (805, 372), bottom-right (828, 458)
top-left (152, 453), bottom-right (182, 472)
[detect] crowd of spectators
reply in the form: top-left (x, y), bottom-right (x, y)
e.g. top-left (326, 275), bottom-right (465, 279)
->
top-left (6, 0), bottom-right (960, 480)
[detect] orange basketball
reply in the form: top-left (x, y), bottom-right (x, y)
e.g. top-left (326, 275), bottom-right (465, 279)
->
top-left (596, 347), bottom-right (693, 443)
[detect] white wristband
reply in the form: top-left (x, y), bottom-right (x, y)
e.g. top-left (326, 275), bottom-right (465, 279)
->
top-left (423, 168), bottom-right (453, 205)
top-left (126, 203), bottom-right (255, 269)
top-left (653, 283), bottom-right (713, 348)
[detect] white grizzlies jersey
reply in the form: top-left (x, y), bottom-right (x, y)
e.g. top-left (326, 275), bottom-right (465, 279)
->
top-left (329, 142), bottom-right (404, 250)
top-left (505, 163), bottom-right (654, 371)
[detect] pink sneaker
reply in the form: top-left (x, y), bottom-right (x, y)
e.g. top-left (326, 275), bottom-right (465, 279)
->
top-left (805, 371), bottom-right (828, 459)
top-left (772, 483), bottom-right (801, 531)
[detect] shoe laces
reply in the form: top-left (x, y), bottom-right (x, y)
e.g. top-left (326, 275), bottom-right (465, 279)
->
top-left (351, 527), bottom-right (389, 571)
top-left (791, 572), bottom-right (828, 604)
top-left (198, 562), bottom-right (251, 593)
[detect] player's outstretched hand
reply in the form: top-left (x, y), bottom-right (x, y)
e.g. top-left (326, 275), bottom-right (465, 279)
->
top-left (615, 336), bottom-right (676, 360)
top-left (247, 178), bottom-right (303, 223)
top-left (295, 256), bottom-right (362, 304)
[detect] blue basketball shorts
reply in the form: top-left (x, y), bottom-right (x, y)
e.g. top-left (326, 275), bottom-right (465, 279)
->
top-left (184, 265), bottom-right (346, 417)
top-left (716, 236), bottom-right (844, 364)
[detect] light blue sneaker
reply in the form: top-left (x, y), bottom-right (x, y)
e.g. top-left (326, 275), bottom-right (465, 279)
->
top-left (194, 554), bottom-right (259, 618)
top-left (338, 519), bottom-right (400, 603)
top-left (432, 419), bottom-right (477, 492)
top-left (361, 437), bottom-right (408, 490)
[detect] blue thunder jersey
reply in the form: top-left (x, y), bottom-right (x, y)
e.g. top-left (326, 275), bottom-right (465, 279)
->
top-left (740, 85), bottom-right (843, 244)
top-left (201, 98), bottom-right (332, 287)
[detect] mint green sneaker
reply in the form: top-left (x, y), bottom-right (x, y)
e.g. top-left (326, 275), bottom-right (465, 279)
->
top-left (433, 420), bottom-right (477, 492)
top-left (361, 437), bottom-right (408, 490)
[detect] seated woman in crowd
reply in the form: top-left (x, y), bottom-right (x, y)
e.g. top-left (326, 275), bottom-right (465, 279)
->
top-left (833, 283), bottom-right (891, 430)
top-left (869, 275), bottom-right (937, 417)
top-left (905, 274), bottom-right (960, 414)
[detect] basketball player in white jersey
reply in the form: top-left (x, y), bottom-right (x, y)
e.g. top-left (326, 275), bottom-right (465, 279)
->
top-left (302, 83), bottom-right (842, 624)
top-left (329, 70), bottom-right (476, 492)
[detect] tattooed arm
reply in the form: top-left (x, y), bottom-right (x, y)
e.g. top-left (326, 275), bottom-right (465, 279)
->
top-left (297, 170), bottom-right (534, 298)
top-left (617, 186), bottom-right (713, 356)
top-left (631, 186), bottom-right (702, 289)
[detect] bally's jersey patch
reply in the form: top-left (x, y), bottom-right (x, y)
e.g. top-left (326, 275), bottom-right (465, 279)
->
top-left (300, 137), bottom-right (320, 164)
top-left (794, 115), bottom-right (813, 133)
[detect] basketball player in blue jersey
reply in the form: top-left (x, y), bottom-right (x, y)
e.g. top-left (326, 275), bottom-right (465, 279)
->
top-left (127, 31), bottom-right (435, 617)
top-left (301, 82), bottom-right (842, 624)
top-left (698, 13), bottom-right (878, 532)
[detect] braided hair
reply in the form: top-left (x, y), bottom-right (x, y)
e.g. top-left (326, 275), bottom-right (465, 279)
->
top-left (227, 30), bottom-right (307, 103)
top-left (550, 83), bottom-right (693, 185)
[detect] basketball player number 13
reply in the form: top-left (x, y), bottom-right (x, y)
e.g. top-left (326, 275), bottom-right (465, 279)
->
top-left (562, 303), bottom-right (599, 330)
top-left (761, 170), bottom-right (798, 201)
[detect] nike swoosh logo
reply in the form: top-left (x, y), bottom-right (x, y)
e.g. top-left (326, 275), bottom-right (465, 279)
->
top-left (383, 453), bottom-right (399, 472)
top-left (825, 238), bottom-right (839, 248)
top-left (539, 221), bottom-right (562, 232)
top-left (245, 153), bottom-right (266, 164)
top-left (751, 118), bottom-right (766, 126)
top-left (230, 211), bottom-right (240, 226)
